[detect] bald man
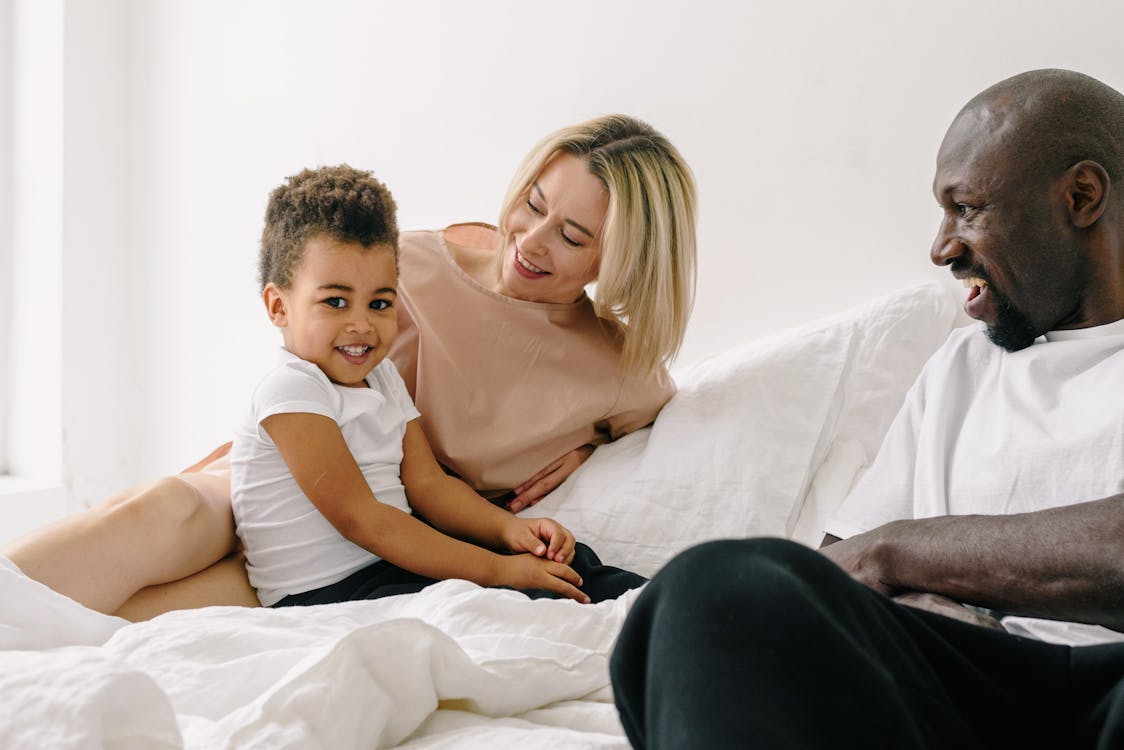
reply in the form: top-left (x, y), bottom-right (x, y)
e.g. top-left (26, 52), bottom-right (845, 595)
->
top-left (611, 69), bottom-right (1124, 749)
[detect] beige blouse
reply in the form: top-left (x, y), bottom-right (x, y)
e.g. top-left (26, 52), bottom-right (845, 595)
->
top-left (388, 225), bottom-right (676, 495)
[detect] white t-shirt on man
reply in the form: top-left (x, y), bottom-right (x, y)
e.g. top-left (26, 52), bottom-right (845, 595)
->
top-left (827, 318), bottom-right (1124, 645)
top-left (231, 349), bottom-right (420, 606)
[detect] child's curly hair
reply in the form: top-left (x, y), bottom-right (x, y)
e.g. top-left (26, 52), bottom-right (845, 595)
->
top-left (259, 164), bottom-right (398, 290)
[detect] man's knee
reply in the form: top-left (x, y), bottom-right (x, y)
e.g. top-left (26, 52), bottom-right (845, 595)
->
top-left (651, 538), bottom-right (832, 605)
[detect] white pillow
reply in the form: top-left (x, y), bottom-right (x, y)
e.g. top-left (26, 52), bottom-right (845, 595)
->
top-left (789, 282), bottom-right (957, 545)
top-left (528, 281), bottom-right (957, 577)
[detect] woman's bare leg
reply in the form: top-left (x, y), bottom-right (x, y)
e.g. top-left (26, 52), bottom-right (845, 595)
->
top-left (115, 551), bottom-right (258, 621)
top-left (3, 468), bottom-right (242, 616)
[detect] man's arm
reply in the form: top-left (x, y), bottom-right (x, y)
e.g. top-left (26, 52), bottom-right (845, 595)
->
top-left (819, 492), bottom-right (1124, 631)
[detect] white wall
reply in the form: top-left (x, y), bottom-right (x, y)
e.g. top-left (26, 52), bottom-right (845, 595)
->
top-left (7, 0), bottom-right (1124, 513)
top-left (2, 0), bottom-right (68, 539)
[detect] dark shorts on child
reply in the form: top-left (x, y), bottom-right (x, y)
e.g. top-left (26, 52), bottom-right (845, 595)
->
top-left (272, 542), bottom-right (646, 607)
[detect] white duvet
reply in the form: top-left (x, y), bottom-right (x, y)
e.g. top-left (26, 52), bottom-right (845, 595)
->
top-left (0, 283), bottom-right (956, 749)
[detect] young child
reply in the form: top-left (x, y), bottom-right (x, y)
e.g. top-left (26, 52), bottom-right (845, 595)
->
top-left (231, 165), bottom-right (644, 607)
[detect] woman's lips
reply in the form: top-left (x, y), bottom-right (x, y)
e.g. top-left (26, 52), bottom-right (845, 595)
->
top-left (513, 246), bottom-right (550, 280)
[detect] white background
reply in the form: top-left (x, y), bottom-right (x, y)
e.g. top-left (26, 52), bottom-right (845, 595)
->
top-left (4, 0), bottom-right (1123, 531)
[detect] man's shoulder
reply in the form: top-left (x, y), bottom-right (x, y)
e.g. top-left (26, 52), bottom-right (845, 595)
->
top-left (924, 322), bottom-right (993, 370)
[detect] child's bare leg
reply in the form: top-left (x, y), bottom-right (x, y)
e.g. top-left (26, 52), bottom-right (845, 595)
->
top-left (3, 471), bottom-right (238, 615)
top-left (115, 551), bottom-right (258, 622)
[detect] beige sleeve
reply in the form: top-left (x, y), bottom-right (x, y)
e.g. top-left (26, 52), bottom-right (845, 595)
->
top-left (596, 365), bottom-right (677, 443)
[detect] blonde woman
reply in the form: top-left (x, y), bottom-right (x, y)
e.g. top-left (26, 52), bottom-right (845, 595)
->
top-left (5, 114), bottom-right (698, 619)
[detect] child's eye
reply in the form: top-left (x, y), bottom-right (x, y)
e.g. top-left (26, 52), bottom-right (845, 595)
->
top-left (323, 297), bottom-right (347, 309)
top-left (370, 299), bottom-right (392, 311)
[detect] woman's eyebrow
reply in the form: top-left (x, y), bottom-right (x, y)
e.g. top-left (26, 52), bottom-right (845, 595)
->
top-left (532, 183), bottom-right (595, 238)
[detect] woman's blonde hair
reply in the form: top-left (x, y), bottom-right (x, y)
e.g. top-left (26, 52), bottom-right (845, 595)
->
top-left (498, 115), bottom-right (698, 373)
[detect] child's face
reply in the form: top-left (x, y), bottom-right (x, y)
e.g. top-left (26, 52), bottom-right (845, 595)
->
top-left (264, 234), bottom-right (398, 388)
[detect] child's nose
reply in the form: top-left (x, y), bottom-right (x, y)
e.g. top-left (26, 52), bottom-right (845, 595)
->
top-left (346, 313), bottom-right (374, 333)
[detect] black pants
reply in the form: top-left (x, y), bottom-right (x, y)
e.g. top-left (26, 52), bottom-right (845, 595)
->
top-left (610, 538), bottom-right (1124, 749)
top-left (274, 542), bottom-right (646, 607)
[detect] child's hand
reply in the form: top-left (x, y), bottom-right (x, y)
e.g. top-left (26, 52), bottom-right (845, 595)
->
top-left (502, 517), bottom-right (577, 564)
top-left (497, 554), bottom-right (589, 604)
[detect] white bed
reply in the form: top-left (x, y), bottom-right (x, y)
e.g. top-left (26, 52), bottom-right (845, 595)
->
top-left (0, 282), bottom-right (957, 749)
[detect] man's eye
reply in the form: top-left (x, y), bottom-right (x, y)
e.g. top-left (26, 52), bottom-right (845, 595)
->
top-left (955, 203), bottom-right (974, 216)
top-left (323, 297), bottom-right (347, 309)
top-left (370, 299), bottom-right (392, 311)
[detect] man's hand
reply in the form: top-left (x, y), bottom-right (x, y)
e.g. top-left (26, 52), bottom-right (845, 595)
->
top-left (893, 592), bottom-right (1007, 631)
top-left (508, 445), bottom-right (595, 512)
top-left (502, 517), bottom-right (576, 564)
top-left (818, 529), bottom-right (898, 596)
top-left (822, 530), bottom-right (1006, 631)
top-left (495, 554), bottom-right (589, 603)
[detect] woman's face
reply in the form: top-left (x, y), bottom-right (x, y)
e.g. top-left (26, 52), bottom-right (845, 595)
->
top-left (498, 152), bottom-right (608, 304)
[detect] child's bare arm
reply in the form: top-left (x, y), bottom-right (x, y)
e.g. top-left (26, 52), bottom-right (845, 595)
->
top-left (262, 412), bottom-right (586, 601)
top-left (399, 421), bottom-right (576, 564)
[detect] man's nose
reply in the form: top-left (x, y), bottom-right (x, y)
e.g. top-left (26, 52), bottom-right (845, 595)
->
top-left (930, 216), bottom-right (965, 267)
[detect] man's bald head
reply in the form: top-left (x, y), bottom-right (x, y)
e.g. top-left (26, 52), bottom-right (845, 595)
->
top-left (931, 69), bottom-right (1124, 350)
top-left (952, 68), bottom-right (1124, 190)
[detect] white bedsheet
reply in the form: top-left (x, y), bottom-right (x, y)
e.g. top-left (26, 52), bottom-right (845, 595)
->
top-left (2, 571), bottom-right (639, 749)
top-left (0, 282), bottom-right (957, 749)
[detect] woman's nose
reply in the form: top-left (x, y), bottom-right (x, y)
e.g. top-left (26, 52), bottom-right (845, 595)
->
top-left (521, 218), bottom-right (550, 255)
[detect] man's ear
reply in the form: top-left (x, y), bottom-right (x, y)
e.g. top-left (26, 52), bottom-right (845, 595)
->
top-left (1065, 160), bottom-right (1111, 229)
top-left (263, 283), bottom-right (288, 327)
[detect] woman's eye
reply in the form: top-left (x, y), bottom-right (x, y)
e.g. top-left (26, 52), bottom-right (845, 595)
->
top-left (323, 297), bottom-right (347, 309)
top-left (526, 199), bottom-right (544, 215)
top-left (561, 231), bottom-right (581, 247)
top-left (370, 299), bottom-right (392, 311)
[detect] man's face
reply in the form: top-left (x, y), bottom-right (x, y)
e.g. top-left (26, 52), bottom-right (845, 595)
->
top-left (930, 107), bottom-right (1087, 351)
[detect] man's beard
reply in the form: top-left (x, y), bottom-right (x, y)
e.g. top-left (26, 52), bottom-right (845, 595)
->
top-left (985, 286), bottom-right (1039, 352)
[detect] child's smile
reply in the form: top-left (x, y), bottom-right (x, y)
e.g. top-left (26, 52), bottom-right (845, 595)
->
top-left (336, 344), bottom-right (375, 365)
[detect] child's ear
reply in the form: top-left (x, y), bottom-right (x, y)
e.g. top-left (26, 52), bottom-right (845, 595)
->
top-left (262, 283), bottom-right (288, 327)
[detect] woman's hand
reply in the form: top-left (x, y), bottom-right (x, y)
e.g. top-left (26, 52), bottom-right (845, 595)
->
top-left (508, 445), bottom-right (595, 512)
top-left (495, 554), bottom-right (589, 604)
top-left (181, 441), bottom-right (233, 474)
top-left (502, 517), bottom-right (577, 564)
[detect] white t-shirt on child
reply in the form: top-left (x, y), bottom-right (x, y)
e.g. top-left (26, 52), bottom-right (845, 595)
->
top-left (827, 318), bottom-right (1124, 646)
top-left (231, 349), bottom-right (420, 606)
